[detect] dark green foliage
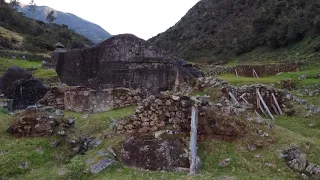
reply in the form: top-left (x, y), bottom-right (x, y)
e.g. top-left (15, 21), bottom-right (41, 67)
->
top-left (0, 1), bottom-right (92, 52)
top-left (149, 0), bottom-right (320, 63)
top-left (46, 10), bottom-right (56, 23)
top-left (28, 0), bottom-right (36, 14)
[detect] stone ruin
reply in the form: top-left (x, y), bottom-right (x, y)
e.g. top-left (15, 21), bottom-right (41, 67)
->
top-left (52, 34), bottom-right (203, 94)
top-left (203, 61), bottom-right (303, 77)
top-left (116, 92), bottom-right (247, 141)
top-left (40, 86), bottom-right (144, 113)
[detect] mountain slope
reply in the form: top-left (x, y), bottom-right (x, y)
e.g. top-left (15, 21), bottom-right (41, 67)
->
top-left (149, 0), bottom-right (320, 63)
top-left (0, 1), bottom-right (93, 52)
top-left (17, 4), bottom-right (111, 43)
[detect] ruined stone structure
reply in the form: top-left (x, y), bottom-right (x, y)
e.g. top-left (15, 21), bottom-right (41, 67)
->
top-left (52, 34), bottom-right (203, 94)
top-left (40, 87), bottom-right (143, 113)
top-left (116, 92), bottom-right (247, 141)
top-left (204, 61), bottom-right (303, 77)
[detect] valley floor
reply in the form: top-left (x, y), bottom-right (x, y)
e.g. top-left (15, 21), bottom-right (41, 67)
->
top-left (0, 56), bottom-right (320, 180)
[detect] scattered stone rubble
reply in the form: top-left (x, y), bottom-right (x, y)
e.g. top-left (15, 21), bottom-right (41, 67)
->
top-left (281, 147), bottom-right (320, 179)
top-left (194, 76), bottom-right (229, 90)
top-left (7, 107), bottom-right (74, 138)
top-left (40, 87), bottom-right (143, 113)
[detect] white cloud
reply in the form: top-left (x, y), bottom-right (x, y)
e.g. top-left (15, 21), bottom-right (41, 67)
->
top-left (14, 0), bottom-right (199, 40)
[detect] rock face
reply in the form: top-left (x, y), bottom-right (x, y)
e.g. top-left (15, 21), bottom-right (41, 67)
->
top-left (0, 67), bottom-right (47, 110)
top-left (121, 135), bottom-right (189, 171)
top-left (53, 34), bottom-right (203, 94)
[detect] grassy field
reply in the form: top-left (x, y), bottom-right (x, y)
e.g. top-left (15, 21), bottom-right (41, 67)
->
top-left (0, 57), bottom-right (58, 80)
top-left (218, 64), bottom-right (320, 87)
top-left (0, 27), bottom-right (24, 46)
top-left (0, 105), bottom-right (319, 180)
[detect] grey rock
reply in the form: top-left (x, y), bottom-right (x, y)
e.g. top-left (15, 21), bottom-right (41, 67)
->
top-left (248, 145), bottom-right (257, 151)
top-left (219, 158), bottom-right (232, 167)
top-left (55, 109), bottom-right (64, 116)
top-left (88, 158), bottom-right (117, 174)
top-left (18, 161), bottom-right (29, 169)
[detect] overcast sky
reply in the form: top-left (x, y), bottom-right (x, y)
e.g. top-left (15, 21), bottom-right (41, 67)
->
top-left (15, 0), bottom-right (199, 40)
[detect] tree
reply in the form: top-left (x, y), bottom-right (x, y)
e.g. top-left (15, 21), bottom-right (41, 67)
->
top-left (9, 0), bottom-right (19, 9)
top-left (46, 10), bottom-right (56, 23)
top-left (28, 0), bottom-right (36, 15)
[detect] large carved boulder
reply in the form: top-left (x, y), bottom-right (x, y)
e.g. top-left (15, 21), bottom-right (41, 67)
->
top-left (0, 66), bottom-right (47, 110)
top-left (53, 34), bottom-right (203, 93)
top-left (121, 135), bottom-right (189, 171)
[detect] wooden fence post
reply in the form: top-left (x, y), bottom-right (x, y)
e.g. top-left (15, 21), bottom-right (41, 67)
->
top-left (189, 106), bottom-right (199, 175)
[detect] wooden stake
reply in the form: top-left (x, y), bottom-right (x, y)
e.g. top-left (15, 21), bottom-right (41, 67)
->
top-left (241, 97), bottom-right (249, 104)
top-left (256, 89), bottom-right (274, 120)
top-left (259, 101), bottom-right (267, 116)
top-left (272, 104), bottom-right (280, 115)
top-left (253, 69), bottom-right (259, 78)
top-left (235, 68), bottom-right (239, 77)
top-left (272, 93), bottom-right (283, 115)
top-left (255, 110), bottom-right (263, 119)
top-left (228, 92), bottom-right (239, 104)
top-left (190, 106), bottom-right (199, 175)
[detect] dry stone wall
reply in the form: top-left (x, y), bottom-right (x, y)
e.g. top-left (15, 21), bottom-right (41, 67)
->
top-left (116, 92), bottom-right (196, 134)
top-left (205, 61), bottom-right (303, 77)
top-left (40, 87), bottom-right (143, 113)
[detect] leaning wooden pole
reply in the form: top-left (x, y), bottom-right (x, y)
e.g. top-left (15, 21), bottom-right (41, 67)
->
top-left (235, 68), bottom-right (239, 77)
top-left (272, 93), bottom-right (283, 115)
top-left (253, 69), bottom-right (259, 78)
top-left (228, 92), bottom-right (239, 104)
top-left (256, 89), bottom-right (274, 120)
top-left (189, 106), bottom-right (199, 175)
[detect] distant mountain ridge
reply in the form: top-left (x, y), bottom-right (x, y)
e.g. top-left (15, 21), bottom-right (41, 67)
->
top-left (17, 4), bottom-right (111, 43)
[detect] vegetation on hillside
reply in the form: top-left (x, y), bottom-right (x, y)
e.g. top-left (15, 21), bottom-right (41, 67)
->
top-left (149, 0), bottom-right (320, 63)
top-left (0, 0), bottom-right (93, 53)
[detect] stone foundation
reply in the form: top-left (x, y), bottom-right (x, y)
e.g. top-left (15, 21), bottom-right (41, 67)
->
top-left (40, 87), bottom-right (143, 113)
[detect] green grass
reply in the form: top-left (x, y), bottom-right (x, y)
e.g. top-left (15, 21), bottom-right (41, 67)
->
top-left (0, 27), bottom-right (24, 45)
top-left (0, 57), bottom-right (58, 79)
top-left (230, 36), bottom-right (320, 64)
top-left (218, 64), bottom-right (320, 87)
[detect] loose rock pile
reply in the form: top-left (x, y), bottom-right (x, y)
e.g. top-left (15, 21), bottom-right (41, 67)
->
top-left (281, 147), bottom-right (320, 179)
top-left (7, 108), bottom-right (74, 138)
top-left (195, 76), bottom-right (229, 90)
